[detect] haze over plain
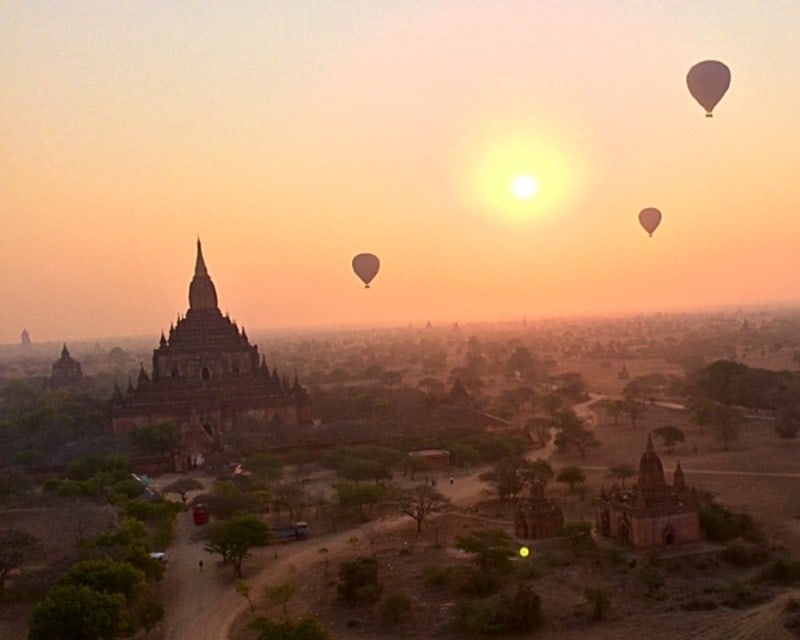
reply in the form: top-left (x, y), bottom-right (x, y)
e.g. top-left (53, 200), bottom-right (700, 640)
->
top-left (2, 1), bottom-right (799, 343)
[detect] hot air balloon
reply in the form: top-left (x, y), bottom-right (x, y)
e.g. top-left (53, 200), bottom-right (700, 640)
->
top-left (352, 253), bottom-right (380, 288)
top-left (638, 208), bottom-right (662, 237)
top-left (686, 60), bottom-right (731, 117)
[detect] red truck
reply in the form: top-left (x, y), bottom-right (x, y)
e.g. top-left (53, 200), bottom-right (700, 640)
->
top-left (192, 504), bottom-right (209, 525)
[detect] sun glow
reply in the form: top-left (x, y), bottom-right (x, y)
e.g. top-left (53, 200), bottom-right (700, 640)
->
top-left (456, 117), bottom-right (584, 226)
top-left (511, 175), bottom-right (538, 199)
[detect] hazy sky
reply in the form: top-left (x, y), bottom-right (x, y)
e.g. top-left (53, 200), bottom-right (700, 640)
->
top-left (2, 1), bottom-right (799, 344)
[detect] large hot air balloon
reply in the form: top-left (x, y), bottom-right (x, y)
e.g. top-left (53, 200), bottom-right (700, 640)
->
top-left (686, 60), bottom-right (731, 117)
top-left (638, 208), bottom-right (662, 237)
top-left (352, 253), bottom-right (380, 288)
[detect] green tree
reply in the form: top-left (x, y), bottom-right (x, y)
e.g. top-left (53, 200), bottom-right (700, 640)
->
top-left (130, 421), bottom-right (180, 454)
top-left (712, 403), bottom-right (741, 451)
top-left (338, 556), bottom-right (382, 605)
top-left (607, 464), bottom-right (636, 489)
top-left (235, 579), bottom-right (254, 612)
top-left (585, 587), bottom-right (611, 620)
top-left (557, 465), bottom-right (586, 492)
top-left (60, 558), bottom-right (148, 606)
top-left (0, 529), bottom-right (39, 596)
top-left (551, 409), bottom-right (599, 459)
top-left (652, 425), bottom-right (686, 453)
top-left (163, 477), bottom-right (204, 509)
top-left (380, 592), bottom-right (412, 625)
top-left (204, 514), bottom-right (271, 576)
top-left (396, 484), bottom-right (449, 533)
top-left (775, 405), bottom-right (800, 439)
top-left (249, 615), bottom-right (332, 640)
top-left (28, 584), bottom-right (129, 640)
top-left (454, 529), bottom-right (513, 596)
top-left (333, 481), bottom-right (386, 521)
top-left (264, 581), bottom-right (298, 618)
top-left (638, 563), bottom-right (665, 597)
top-left (137, 599), bottom-right (164, 639)
top-left (244, 452), bottom-right (285, 482)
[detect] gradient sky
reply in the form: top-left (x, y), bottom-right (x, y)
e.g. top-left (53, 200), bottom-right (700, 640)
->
top-left (2, 1), bottom-right (800, 344)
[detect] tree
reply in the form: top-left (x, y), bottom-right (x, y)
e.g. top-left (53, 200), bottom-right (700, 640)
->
top-left (556, 465), bottom-right (586, 492)
top-left (552, 409), bottom-right (599, 459)
top-left (338, 556), bottom-right (382, 605)
top-left (333, 481), bottom-right (386, 521)
top-left (638, 563), bottom-right (665, 597)
top-left (380, 592), bottom-right (412, 625)
top-left (712, 402), bottom-right (741, 451)
top-left (130, 421), bottom-right (180, 454)
top-left (607, 464), bottom-right (636, 489)
top-left (396, 484), bottom-right (449, 533)
top-left (137, 599), bottom-right (164, 639)
top-left (28, 584), bottom-right (130, 640)
top-left (162, 477), bottom-right (204, 509)
top-left (60, 558), bottom-right (148, 606)
top-left (623, 396), bottom-right (647, 428)
top-left (526, 417), bottom-right (552, 448)
top-left (244, 452), bottom-right (284, 482)
top-left (605, 399), bottom-right (626, 425)
top-left (264, 581), bottom-right (298, 618)
top-left (479, 459), bottom-right (526, 503)
top-left (775, 406), bottom-right (800, 439)
top-left (0, 529), bottom-right (39, 596)
top-left (204, 514), bottom-right (271, 576)
top-left (454, 530), bottom-right (513, 596)
top-left (235, 579), bottom-right (254, 612)
top-left (249, 615), bottom-right (332, 640)
top-left (585, 587), bottom-right (611, 620)
top-left (653, 425), bottom-right (686, 453)
top-left (272, 481), bottom-right (310, 521)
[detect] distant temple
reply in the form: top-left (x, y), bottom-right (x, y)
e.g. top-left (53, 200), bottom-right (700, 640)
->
top-left (111, 241), bottom-right (311, 467)
top-left (514, 480), bottom-right (564, 540)
top-left (51, 344), bottom-right (83, 390)
top-left (595, 435), bottom-right (700, 550)
top-left (20, 329), bottom-right (31, 347)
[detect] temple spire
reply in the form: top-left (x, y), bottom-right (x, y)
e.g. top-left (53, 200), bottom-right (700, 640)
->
top-left (188, 240), bottom-right (219, 311)
top-left (195, 239), bottom-right (209, 277)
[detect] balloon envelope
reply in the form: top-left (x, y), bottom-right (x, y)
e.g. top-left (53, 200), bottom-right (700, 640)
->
top-left (638, 208), bottom-right (662, 237)
top-left (352, 253), bottom-right (380, 288)
top-left (686, 60), bottom-right (731, 117)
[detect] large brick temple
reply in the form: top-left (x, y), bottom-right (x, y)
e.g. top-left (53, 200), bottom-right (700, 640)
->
top-left (111, 241), bottom-right (311, 466)
top-left (595, 435), bottom-right (700, 550)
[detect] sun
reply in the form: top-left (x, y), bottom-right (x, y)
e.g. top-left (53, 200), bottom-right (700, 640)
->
top-left (511, 175), bottom-right (538, 199)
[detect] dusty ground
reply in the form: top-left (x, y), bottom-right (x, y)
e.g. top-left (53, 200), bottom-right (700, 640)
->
top-left (5, 356), bottom-right (800, 639)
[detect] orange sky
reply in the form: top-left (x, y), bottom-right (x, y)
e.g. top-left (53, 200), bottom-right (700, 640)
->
top-left (2, 1), bottom-right (800, 344)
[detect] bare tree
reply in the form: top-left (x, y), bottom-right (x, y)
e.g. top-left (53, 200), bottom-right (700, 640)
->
top-left (396, 485), bottom-right (450, 534)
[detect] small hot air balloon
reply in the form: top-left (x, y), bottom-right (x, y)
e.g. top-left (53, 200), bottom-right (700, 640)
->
top-left (686, 60), bottom-right (731, 117)
top-left (638, 208), bottom-right (662, 237)
top-left (352, 253), bottom-right (380, 288)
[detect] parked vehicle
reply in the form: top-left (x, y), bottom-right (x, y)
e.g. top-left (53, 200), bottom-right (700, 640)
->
top-left (271, 521), bottom-right (309, 542)
top-left (192, 504), bottom-right (209, 525)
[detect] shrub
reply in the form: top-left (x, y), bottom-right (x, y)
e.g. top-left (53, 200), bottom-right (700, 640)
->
top-left (379, 592), bottom-right (412, 625)
top-left (763, 559), bottom-right (800, 584)
top-left (502, 585), bottom-right (541, 632)
top-left (585, 587), bottom-right (611, 620)
top-left (721, 542), bottom-right (769, 567)
top-left (699, 501), bottom-right (759, 542)
top-left (338, 557), bottom-right (382, 605)
top-left (421, 564), bottom-right (455, 587)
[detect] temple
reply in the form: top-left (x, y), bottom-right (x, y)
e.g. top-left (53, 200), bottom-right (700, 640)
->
top-left (111, 241), bottom-right (311, 467)
top-left (51, 344), bottom-right (83, 390)
top-left (595, 435), bottom-right (700, 550)
top-left (514, 480), bottom-right (564, 540)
